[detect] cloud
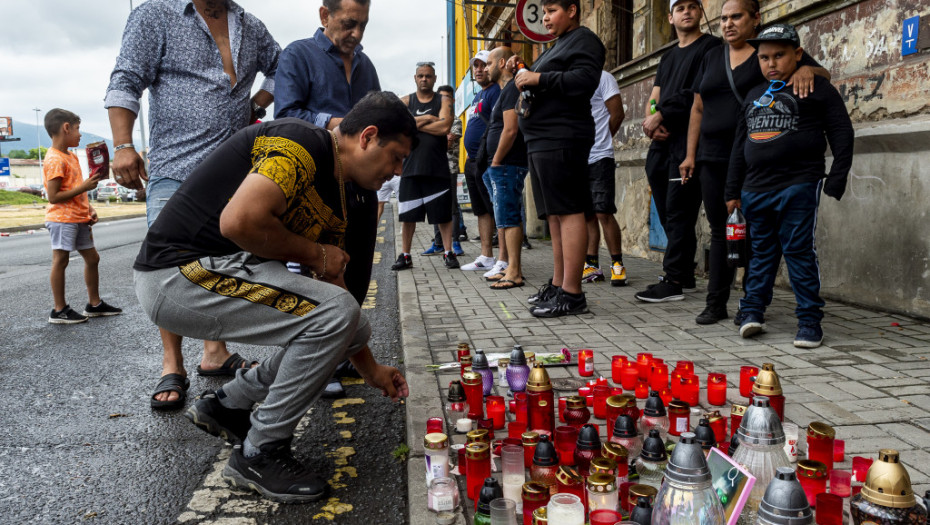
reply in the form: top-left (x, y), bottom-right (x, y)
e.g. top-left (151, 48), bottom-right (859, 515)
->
top-left (0, 0), bottom-right (447, 145)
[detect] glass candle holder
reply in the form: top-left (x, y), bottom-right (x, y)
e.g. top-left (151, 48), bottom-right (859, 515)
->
top-left (478, 418), bottom-right (495, 440)
top-left (658, 388), bottom-right (673, 406)
top-left (815, 493), bottom-right (843, 525)
top-left (730, 404), bottom-right (747, 439)
top-left (554, 425), bottom-right (579, 466)
top-left (578, 350), bottom-right (594, 377)
top-left (612, 355), bottom-right (628, 384)
top-left (650, 362), bottom-right (669, 392)
top-left (462, 372), bottom-right (485, 420)
top-left (603, 442), bottom-right (630, 481)
top-left (523, 431), bottom-right (540, 469)
top-left (667, 400), bottom-right (689, 437)
top-left (457, 344), bottom-right (471, 361)
top-left (706, 412), bottom-right (727, 444)
top-left (829, 469), bottom-right (852, 498)
top-left (807, 422), bottom-right (836, 472)
top-left (509, 421), bottom-right (528, 440)
top-left (528, 392), bottom-right (554, 436)
top-left (587, 473), bottom-right (619, 514)
top-left (852, 456), bottom-right (873, 482)
top-left (497, 358), bottom-right (511, 388)
top-left (460, 355), bottom-right (473, 378)
top-left (798, 459), bottom-right (829, 507)
top-left (547, 493), bottom-right (585, 525)
top-left (578, 386), bottom-right (592, 397)
top-left (487, 395), bottom-right (506, 430)
top-left (428, 476), bottom-right (460, 513)
top-left (634, 379), bottom-right (649, 399)
top-left (783, 422), bottom-right (799, 463)
top-left (675, 360), bottom-right (694, 375)
top-left (490, 498), bottom-right (518, 525)
top-left (590, 509), bottom-right (623, 525)
top-left (465, 442), bottom-right (491, 501)
top-left (707, 373), bottom-right (727, 406)
top-left (425, 433), bottom-right (450, 488)
top-left (636, 353), bottom-right (653, 380)
top-left (522, 482), bottom-right (550, 525)
top-left (590, 456), bottom-right (618, 478)
top-left (739, 365), bottom-right (759, 397)
top-left (833, 439), bottom-right (845, 463)
top-left (593, 385), bottom-right (610, 419)
top-left (563, 395), bottom-right (591, 430)
top-left (556, 466), bottom-right (587, 507)
top-left (620, 361), bottom-right (639, 391)
top-left (606, 395), bottom-right (628, 440)
top-left (558, 397), bottom-right (567, 423)
top-left (682, 374), bottom-right (700, 406)
top-left (502, 444), bottom-right (525, 513)
top-left (670, 368), bottom-right (683, 400)
top-left (514, 392), bottom-right (528, 424)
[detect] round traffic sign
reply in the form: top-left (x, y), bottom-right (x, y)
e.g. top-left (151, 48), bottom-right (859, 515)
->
top-left (516, 0), bottom-right (557, 43)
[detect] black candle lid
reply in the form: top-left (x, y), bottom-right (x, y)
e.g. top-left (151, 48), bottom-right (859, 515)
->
top-left (640, 429), bottom-right (667, 462)
top-left (447, 380), bottom-right (465, 402)
top-left (630, 496), bottom-right (654, 525)
top-left (576, 423), bottom-right (602, 450)
top-left (472, 349), bottom-right (490, 371)
top-left (533, 435), bottom-right (559, 467)
top-left (510, 344), bottom-right (527, 366)
top-left (476, 477), bottom-right (503, 514)
top-left (694, 418), bottom-right (716, 449)
top-left (613, 414), bottom-right (638, 438)
top-left (643, 391), bottom-right (666, 417)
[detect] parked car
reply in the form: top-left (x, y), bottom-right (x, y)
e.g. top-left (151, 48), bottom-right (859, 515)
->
top-left (118, 187), bottom-right (137, 202)
top-left (17, 185), bottom-right (43, 197)
top-left (96, 181), bottom-right (119, 202)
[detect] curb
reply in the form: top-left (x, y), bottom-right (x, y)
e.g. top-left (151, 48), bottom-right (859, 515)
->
top-left (0, 212), bottom-right (147, 233)
top-left (396, 211), bottom-right (466, 525)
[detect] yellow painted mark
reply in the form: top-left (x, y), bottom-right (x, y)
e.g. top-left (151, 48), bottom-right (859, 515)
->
top-left (326, 446), bottom-right (357, 466)
top-left (499, 302), bottom-right (513, 319)
top-left (340, 430), bottom-right (352, 439)
top-left (376, 236), bottom-right (385, 244)
top-left (340, 378), bottom-right (365, 386)
top-left (333, 412), bottom-right (356, 425)
top-left (380, 219), bottom-right (386, 225)
top-left (312, 497), bottom-right (354, 520)
top-left (372, 251), bottom-right (382, 264)
top-left (328, 466), bottom-right (358, 489)
top-left (362, 280), bottom-right (378, 310)
top-left (332, 397), bottom-right (365, 409)
top-left (378, 226), bottom-right (386, 233)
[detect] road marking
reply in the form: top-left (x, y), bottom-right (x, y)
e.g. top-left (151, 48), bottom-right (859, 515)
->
top-left (313, 497), bottom-right (354, 520)
top-left (333, 412), bottom-right (356, 425)
top-left (378, 226), bottom-right (386, 233)
top-left (499, 302), bottom-right (513, 319)
top-left (362, 280), bottom-right (378, 310)
top-left (376, 236), bottom-right (385, 244)
top-left (373, 251), bottom-right (382, 264)
top-left (332, 397), bottom-right (365, 409)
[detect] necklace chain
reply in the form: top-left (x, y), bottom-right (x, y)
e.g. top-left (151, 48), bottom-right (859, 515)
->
top-left (330, 131), bottom-right (347, 225)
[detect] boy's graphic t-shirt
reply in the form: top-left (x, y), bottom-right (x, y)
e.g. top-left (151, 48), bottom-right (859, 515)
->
top-left (43, 148), bottom-right (92, 223)
top-left (726, 75), bottom-right (854, 201)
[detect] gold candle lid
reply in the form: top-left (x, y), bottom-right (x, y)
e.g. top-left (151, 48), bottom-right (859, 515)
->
top-left (668, 400), bottom-right (690, 412)
top-left (556, 465), bottom-right (583, 485)
top-left (586, 472), bottom-right (617, 492)
top-left (457, 342), bottom-right (470, 350)
top-left (705, 410), bottom-right (724, 423)
top-left (590, 456), bottom-right (618, 475)
top-left (526, 363), bottom-right (552, 392)
top-left (525, 351), bottom-right (536, 362)
top-left (797, 460), bottom-right (828, 479)
top-left (751, 363), bottom-right (783, 396)
top-left (607, 395), bottom-right (631, 409)
top-left (460, 354), bottom-right (473, 365)
top-left (461, 370), bottom-right (481, 386)
top-left (629, 483), bottom-right (658, 500)
top-left (861, 449), bottom-right (917, 508)
top-left (602, 442), bottom-right (629, 462)
top-left (532, 506), bottom-right (548, 525)
top-left (807, 421), bottom-right (836, 439)
top-left (467, 428), bottom-right (490, 444)
top-left (522, 431), bottom-right (540, 445)
top-left (618, 394), bottom-right (636, 406)
top-left (424, 432), bottom-right (448, 450)
top-left (522, 481), bottom-right (549, 501)
top-left (498, 357), bottom-right (510, 367)
top-left (566, 395), bottom-right (587, 409)
top-left (730, 403), bottom-right (747, 417)
top-left (465, 442), bottom-right (490, 460)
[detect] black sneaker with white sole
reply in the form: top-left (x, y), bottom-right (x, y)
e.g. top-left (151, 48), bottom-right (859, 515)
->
top-left (48, 305), bottom-right (88, 324)
top-left (390, 253), bottom-right (412, 271)
top-left (223, 439), bottom-right (329, 503)
top-left (528, 280), bottom-right (558, 305)
top-left (83, 300), bottom-right (123, 317)
top-left (634, 281), bottom-right (684, 303)
top-left (185, 390), bottom-right (252, 445)
top-left (530, 289), bottom-right (589, 318)
top-left (443, 252), bottom-right (460, 269)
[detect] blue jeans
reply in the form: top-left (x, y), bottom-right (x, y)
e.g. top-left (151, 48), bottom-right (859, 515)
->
top-left (145, 176), bottom-right (183, 227)
top-left (483, 165), bottom-right (528, 229)
top-left (740, 180), bottom-right (825, 326)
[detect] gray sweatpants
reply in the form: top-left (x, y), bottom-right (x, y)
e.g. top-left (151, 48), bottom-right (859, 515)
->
top-left (134, 252), bottom-right (371, 446)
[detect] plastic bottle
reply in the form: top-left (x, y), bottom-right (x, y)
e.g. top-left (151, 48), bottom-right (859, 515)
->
top-left (726, 207), bottom-right (747, 267)
top-left (515, 65), bottom-right (534, 118)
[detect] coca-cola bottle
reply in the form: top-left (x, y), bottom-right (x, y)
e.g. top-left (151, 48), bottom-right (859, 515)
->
top-left (726, 208), bottom-right (747, 267)
top-left (515, 64), bottom-right (534, 118)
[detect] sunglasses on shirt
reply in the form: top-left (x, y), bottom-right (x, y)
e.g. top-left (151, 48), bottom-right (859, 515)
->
top-left (753, 80), bottom-right (787, 108)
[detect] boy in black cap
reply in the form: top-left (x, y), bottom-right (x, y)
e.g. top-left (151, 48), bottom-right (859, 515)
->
top-left (725, 23), bottom-right (853, 348)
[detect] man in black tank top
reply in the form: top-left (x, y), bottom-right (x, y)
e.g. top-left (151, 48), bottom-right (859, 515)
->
top-left (391, 63), bottom-right (458, 270)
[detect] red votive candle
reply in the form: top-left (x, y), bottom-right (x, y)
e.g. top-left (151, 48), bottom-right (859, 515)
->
top-left (509, 421), bottom-right (528, 439)
top-left (596, 376), bottom-right (609, 387)
top-left (465, 442), bottom-right (491, 501)
top-left (852, 456), bottom-right (873, 482)
top-left (668, 400), bottom-right (690, 436)
top-left (739, 365), bottom-right (759, 397)
top-left (829, 469), bottom-right (851, 498)
top-left (815, 493), bottom-right (843, 525)
top-left (462, 372), bottom-right (484, 420)
top-left (670, 368), bottom-right (683, 399)
top-left (514, 391), bottom-right (528, 424)
top-left (798, 460), bottom-right (828, 507)
top-left (681, 374), bottom-right (700, 406)
top-left (558, 396), bottom-right (568, 423)
top-left (807, 422), bottom-right (836, 472)
top-left (833, 439), bottom-right (845, 463)
top-left (650, 362), bottom-right (669, 392)
top-left (478, 418), bottom-right (495, 439)
top-left (636, 353), bottom-right (653, 380)
top-left (659, 388), bottom-right (673, 406)
top-left (611, 387), bottom-right (623, 396)
top-left (707, 373), bottom-right (727, 406)
top-left (586, 395), bottom-right (594, 407)
top-left (676, 360), bottom-right (694, 374)
top-left (635, 379), bottom-right (649, 399)
top-left (427, 417), bottom-right (444, 434)
top-left (620, 361), bottom-right (639, 391)
top-left (593, 385), bottom-right (610, 419)
top-left (578, 349), bottom-right (594, 377)
top-left (554, 425), bottom-right (579, 466)
top-left (578, 386), bottom-right (592, 398)
top-left (487, 395), bottom-right (506, 429)
top-left (612, 355), bottom-right (627, 384)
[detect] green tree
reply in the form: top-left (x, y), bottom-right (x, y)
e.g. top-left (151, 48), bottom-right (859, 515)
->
top-left (28, 147), bottom-right (48, 159)
top-left (7, 149), bottom-right (28, 159)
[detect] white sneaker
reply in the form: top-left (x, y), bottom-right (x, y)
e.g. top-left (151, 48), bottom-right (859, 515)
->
top-left (483, 260), bottom-right (508, 278)
top-left (461, 255), bottom-right (496, 271)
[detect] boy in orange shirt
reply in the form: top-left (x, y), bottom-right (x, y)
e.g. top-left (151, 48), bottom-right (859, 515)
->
top-left (43, 108), bottom-right (122, 324)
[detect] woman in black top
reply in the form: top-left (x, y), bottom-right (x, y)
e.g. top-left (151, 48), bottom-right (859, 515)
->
top-left (678, 0), bottom-right (830, 325)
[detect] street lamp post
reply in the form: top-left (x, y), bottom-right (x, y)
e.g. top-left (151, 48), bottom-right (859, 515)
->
top-left (33, 107), bottom-right (42, 173)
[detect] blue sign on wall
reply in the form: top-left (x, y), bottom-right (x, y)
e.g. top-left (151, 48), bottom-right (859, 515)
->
top-left (903, 16), bottom-right (920, 56)
top-left (0, 157), bottom-right (10, 177)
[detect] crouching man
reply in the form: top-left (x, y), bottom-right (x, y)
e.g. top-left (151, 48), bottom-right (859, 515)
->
top-left (133, 92), bottom-right (413, 503)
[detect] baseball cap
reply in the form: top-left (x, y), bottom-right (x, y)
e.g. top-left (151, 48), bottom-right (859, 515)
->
top-left (669, 0), bottom-right (702, 10)
top-left (747, 23), bottom-right (801, 49)
top-left (470, 50), bottom-right (490, 67)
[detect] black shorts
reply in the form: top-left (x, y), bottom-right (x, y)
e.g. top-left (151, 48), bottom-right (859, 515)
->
top-left (398, 176), bottom-right (454, 224)
top-left (588, 157), bottom-right (618, 214)
top-left (528, 147), bottom-right (593, 219)
top-left (464, 157), bottom-right (493, 217)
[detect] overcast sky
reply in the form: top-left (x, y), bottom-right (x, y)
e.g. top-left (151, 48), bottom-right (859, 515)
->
top-left (0, 0), bottom-right (448, 147)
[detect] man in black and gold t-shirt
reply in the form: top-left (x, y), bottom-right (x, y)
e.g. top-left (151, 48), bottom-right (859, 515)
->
top-left (133, 92), bottom-right (414, 504)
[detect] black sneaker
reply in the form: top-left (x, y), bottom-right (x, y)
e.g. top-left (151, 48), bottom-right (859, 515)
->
top-left (733, 308), bottom-right (747, 326)
top-left (528, 280), bottom-right (558, 305)
top-left (185, 390), bottom-right (252, 445)
top-left (634, 281), bottom-right (684, 303)
top-left (83, 300), bottom-right (123, 317)
top-left (391, 253), bottom-right (412, 271)
top-left (223, 440), bottom-right (329, 503)
top-left (695, 306), bottom-right (728, 325)
top-left (530, 289), bottom-right (589, 318)
top-left (491, 232), bottom-right (499, 248)
top-left (48, 305), bottom-right (88, 324)
top-left (522, 238), bottom-right (532, 250)
top-left (443, 252), bottom-right (460, 269)
top-left (320, 378), bottom-right (346, 399)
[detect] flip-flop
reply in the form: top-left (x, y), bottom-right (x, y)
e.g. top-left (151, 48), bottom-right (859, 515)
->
top-left (490, 279), bottom-right (526, 290)
top-left (485, 272), bottom-right (506, 282)
top-left (151, 373), bottom-right (190, 410)
top-left (196, 353), bottom-right (258, 377)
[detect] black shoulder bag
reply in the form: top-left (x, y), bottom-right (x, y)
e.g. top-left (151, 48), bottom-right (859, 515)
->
top-left (723, 46), bottom-right (745, 106)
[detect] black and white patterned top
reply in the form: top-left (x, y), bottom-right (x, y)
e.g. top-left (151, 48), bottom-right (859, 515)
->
top-left (105, 0), bottom-right (280, 182)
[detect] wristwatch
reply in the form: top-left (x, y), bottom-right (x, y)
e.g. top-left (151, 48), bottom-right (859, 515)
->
top-left (251, 101), bottom-right (266, 120)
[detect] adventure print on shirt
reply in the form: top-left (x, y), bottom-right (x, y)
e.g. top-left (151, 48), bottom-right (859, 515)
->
top-left (746, 92), bottom-right (799, 142)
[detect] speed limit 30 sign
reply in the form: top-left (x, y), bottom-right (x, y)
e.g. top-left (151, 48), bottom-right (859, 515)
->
top-left (516, 0), bottom-right (557, 43)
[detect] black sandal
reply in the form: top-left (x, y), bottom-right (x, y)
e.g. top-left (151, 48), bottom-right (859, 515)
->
top-left (490, 279), bottom-right (526, 290)
top-left (196, 353), bottom-right (258, 377)
top-left (151, 373), bottom-right (190, 410)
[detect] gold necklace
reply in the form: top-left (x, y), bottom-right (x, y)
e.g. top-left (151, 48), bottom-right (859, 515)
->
top-left (329, 130), bottom-right (347, 223)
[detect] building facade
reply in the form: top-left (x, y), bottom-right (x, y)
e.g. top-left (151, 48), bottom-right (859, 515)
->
top-left (457, 0), bottom-right (930, 318)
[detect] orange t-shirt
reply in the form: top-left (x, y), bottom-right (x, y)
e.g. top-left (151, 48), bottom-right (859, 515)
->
top-left (44, 148), bottom-right (92, 223)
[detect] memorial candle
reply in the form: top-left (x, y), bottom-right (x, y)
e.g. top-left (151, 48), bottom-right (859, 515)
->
top-left (707, 373), bottom-right (727, 406)
top-left (612, 355), bottom-right (627, 384)
top-left (487, 395), bottom-right (506, 430)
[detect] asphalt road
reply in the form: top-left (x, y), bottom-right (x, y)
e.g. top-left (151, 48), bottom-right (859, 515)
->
top-left (0, 211), bottom-right (407, 524)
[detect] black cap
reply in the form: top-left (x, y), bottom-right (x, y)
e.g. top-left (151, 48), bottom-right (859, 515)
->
top-left (640, 429), bottom-right (667, 461)
top-left (643, 391), bottom-right (666, 417)
top-left (447, 381), bottom-right (465, 402)
top-left (631, 496), bottom-right (654, 525)
top-left (694, 418), bottom-right (716, 450)
top-left (477, 477), bottom-right (503, 514)
top-left (747, 23), bottom-right (801, 49)
top-left (576, 424), bottom-right (602, 450)
top-left (613, 414), bottom-right (638, 438)
top-left (533, 435), bottom-right (559, 467)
